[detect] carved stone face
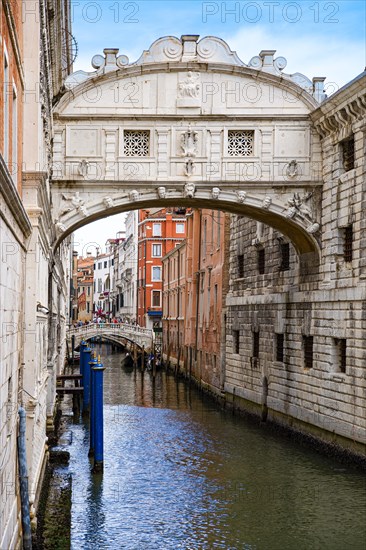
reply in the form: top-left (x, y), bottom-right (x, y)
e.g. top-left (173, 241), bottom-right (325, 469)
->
top-left (262, 196), bottom-right (272, 209)
top-left (237, 190), bottom-right (246, 203)
top-left (157, 187), bottom-right (166, 199)
top-left (129, 190), bottom-right (139, 201)
top-left (184, 183), bottom-right (195, 198)
top-left (212, 187), bottom-right (220, 199)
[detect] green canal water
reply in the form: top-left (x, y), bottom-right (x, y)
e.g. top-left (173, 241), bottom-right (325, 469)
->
top-left (68, 347), bottom-right (366, 549)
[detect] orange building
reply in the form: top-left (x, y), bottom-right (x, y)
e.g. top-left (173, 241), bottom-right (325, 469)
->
top-left (163, 209), bottom-right (230, 393)
top-left (73, 254), bottom-right (95, 322)
top-left (137, 208), bottom-right (187, 329)
top-left (1, 0), bottom-right (23, 191)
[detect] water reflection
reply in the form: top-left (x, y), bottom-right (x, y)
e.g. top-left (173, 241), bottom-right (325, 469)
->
top-left (69, 346), bottom-right (366, 549)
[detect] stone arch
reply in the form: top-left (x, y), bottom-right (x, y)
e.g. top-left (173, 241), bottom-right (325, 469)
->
top-left (51, 35), bottom-right (325, 265)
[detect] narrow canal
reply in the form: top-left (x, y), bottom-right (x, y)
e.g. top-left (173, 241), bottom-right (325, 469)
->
top-left (68, 346), bottom-right (366, 549)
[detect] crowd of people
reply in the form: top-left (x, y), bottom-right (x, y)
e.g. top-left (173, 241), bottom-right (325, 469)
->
top-left (72, 317), bottom-right (139, 328)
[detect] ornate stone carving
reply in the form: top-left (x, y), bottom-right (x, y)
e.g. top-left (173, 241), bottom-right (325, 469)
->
top-left (78, 160), bottom-right (89, 178)
top-left (61, 192), bottom-right (85, 215)
top-left (103, 197), bottom-right (114, 208)
top-left (236, 190), bottom-right (247, 203)
top-left (212, 187), bottom-right (220, 200)
top-left (284, 192), bottom-right (313, 219)
top-left (184, 159), bottom-right (195, 177)
top-left (178, 72), bottom-right (200, 99)
top-left (129, 190), bottom-right (139, 201)
top-left (157, 186), bottom-right (166, 199)
top-left (183, 183), bottom-right (196, 198)
top-left (262, 196), bottom-right (272, 210)
top-left (181, 125), bottom-right (198, 157)
top-left (286, 160), bottom-right (299, 179)
top-left (55, 221), bottom-right (66, 235)
top-left (307, 222), bottom-right (320, 234)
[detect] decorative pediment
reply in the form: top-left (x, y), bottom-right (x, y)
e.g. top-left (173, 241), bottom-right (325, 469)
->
top-left (64, 35), bottom-right (326, 101)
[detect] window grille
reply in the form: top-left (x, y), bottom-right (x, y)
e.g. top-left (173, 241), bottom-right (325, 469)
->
top-left (228, 130), bottom-right (254, 156)
top-left (233, 330), bottom-right (240, 354)
top-left (280, 243), bottom-right (290, 271)
top-left (257, 248), bottom-right (265, 274)
top-left (276, 333), bottom-right (284, 362)
top-left (303, 336), bottom-right (313, 369)
top-left (344, 225), bottom-right (353, 262)
top-left (237, 254), bottom-right (244, 278)
top-left (253, 331), bottom-right (259, 359)
top-left (341, 135), bottom-right (354, 172)
top-left (124, 130), bottom-right (149, 156)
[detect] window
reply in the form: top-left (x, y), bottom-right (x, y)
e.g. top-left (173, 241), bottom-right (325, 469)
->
top-left (123, 130), bottom-right (149, 156)
top-left (176, 223), bottom-right (185, 234)
top-left (228, 130), bottom-right (254, 157)
top-left (344, 225), bottom-right (353, 262)
top-left (152, 266), bottom-right (162, 281)
top-left (111, 259), bottom-right (114, 266)
top-left (104, 261), bottom-right (107, 268)
top-left (303, 336), bottom-right (314, 369)
top-left (12, 85), bottom-right (17, 175)
top-left (4, 53), bottom-right (9, 165)
top-left (276, 333), bottom-right (284, 362)
top-left (153, 223), bottom-right (161, 237)
top-left (257, 249), bottom-right (265, 274)
top-left (87, 302), bottom-right (90, 313)
top-left (334, 338), bottom-right (347, 373)
top-left (280, 243), bottom-right (290, 271)
top-left (152, 290), bottom-right (161, 307)
top-left (152, 244), bottom-right (162, 257)
top-left (237, 254), bottom-right (244, 278)
top-left (87, 286), bottom-right (91, 296)
top-left (98, 262), bottom-right (102, 269)
top-left (203, 218), bottom-right (207, 256)
top-left (253, 331), bottom-right (259, 359)
top-left (341, 135), bottom-right (354, 172)
top-left (233, 330), bottom-right (240, 354)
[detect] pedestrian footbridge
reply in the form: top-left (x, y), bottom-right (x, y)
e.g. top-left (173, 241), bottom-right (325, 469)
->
top-left (67, 323), bottom-right (153, 351)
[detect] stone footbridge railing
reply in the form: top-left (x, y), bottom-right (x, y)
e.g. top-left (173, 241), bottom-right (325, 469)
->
top-left (67, 323), bottom-right (153, 351)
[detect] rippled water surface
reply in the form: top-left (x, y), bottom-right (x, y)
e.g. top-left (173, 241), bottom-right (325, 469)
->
top-left (69, 347), bottom-right (366, 549)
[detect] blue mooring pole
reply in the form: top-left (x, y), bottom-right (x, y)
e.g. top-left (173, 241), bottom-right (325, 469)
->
top-left (82, 344), bottom-right (92, 413)
top-left (79, 340), bottom-right (87, 380)
top-left (88, 353), bottom-right (97, 457)
top-left (92, 356), bottom-right (105, 473)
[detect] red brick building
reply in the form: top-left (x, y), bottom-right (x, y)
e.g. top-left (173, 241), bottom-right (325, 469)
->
top-left (137, 208), bottom-right (187, 329)
top-left (162, 209), bottom-right (230, 394)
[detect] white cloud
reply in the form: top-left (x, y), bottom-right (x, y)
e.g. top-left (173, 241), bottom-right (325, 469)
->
top-left (227, 26), bottom-right (365, 89)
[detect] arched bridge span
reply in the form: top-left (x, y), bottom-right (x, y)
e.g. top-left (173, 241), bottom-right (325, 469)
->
top-left (51, 35), bottom-right (326, 263)
top-left (67, 323), bottom-right (153, 351)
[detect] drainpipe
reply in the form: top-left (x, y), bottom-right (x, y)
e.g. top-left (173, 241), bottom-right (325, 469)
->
top-left (18, 407), bottom-right (32, 550)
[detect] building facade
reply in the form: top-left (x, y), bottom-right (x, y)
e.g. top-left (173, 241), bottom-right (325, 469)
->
top-left (137, 208), bottom-right (187, 329)
top-left (162, 242), bottom-right (186, 371)
top-left (225, 73), bottom-right (366, 454)
top-left (0, 1), bottom-right (73, 547)
top-left (93, 246), bottom-right (115, 319)
top-left (74, 254), bottom-right (94, 322)
top-left (114, 211), bottom-right (138, 322)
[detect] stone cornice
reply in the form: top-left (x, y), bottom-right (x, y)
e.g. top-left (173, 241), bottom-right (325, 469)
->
top-left (2, 0), bottom-right (25, 88)
top-left (311, 72), bottom-right (366, 139)
top-left (0, 155), bottom-right (32, 236)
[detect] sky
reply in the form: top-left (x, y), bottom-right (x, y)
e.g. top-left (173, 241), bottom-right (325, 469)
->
top-left (71, 0), bottom-right (366, 253)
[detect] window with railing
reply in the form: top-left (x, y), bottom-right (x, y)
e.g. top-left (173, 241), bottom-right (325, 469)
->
top-left (275, 333), bottom-right (284, 362)
top-left (303, 336), bottom-right (314, 369)
top-left (340, 135), bottom-right (354, 172)
top-left (344, 225), bottom-right (353, 262)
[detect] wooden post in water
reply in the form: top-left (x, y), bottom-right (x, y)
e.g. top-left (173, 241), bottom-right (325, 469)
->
top-left (141, 345), bottom-right (145, 371)
top-left (133, 343), bottom-right (137, 370)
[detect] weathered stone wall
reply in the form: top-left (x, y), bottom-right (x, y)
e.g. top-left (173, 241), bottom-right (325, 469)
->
top-left (225, 73), bottom-right (366, 455)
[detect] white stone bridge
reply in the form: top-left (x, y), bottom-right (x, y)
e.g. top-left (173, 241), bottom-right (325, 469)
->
top-left (51, 35), bottom-right (330, 268)
top-left (67, 323), bottom-right (153, 351)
